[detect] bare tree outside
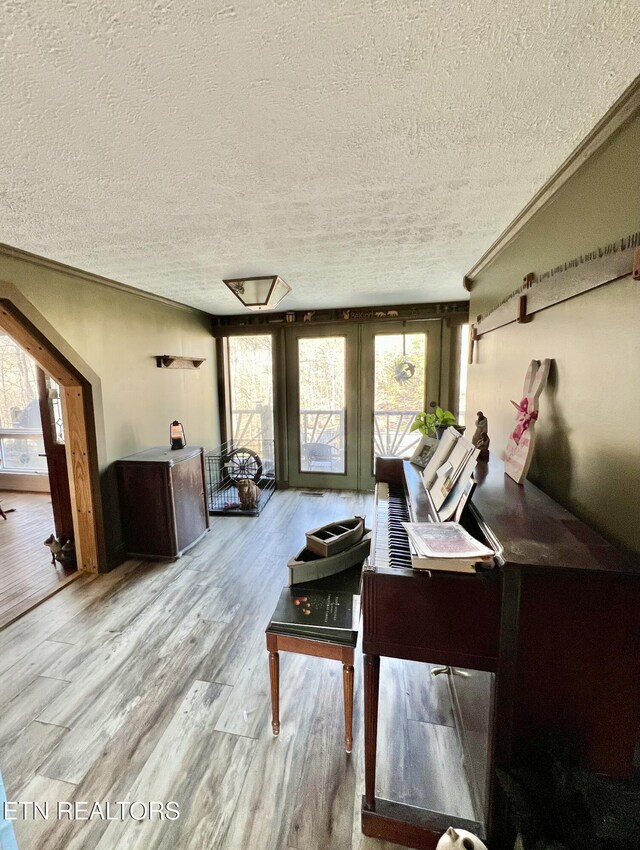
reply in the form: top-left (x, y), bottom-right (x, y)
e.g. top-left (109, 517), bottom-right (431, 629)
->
top-left (298, 337), bottom-right (346, 473)
top-left (0, 334), bottom-right (46, 471)
top-left (228, 336), bottom-right (275, 469)
top-left (373, 334), bottom-right (426, 458)
top-left (227, 331), bottom-right (432, 477)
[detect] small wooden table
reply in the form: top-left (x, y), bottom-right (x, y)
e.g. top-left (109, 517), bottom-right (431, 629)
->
top-left (265, 570), bottom-right (362, 754)
top-left (265, 629), bottom-right (356, 752)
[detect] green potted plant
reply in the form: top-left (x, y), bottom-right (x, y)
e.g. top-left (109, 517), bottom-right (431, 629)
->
top-left (410, 406), bottom-right (457, 439)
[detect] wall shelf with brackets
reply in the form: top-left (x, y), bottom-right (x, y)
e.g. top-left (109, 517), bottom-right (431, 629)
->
top-left (155, 355), bottom-right (206, 370)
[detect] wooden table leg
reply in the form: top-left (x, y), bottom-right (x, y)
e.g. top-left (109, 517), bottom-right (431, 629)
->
top-left (363, 653), bottom-right (380, 810)
top-left (267, 635), bottom-right (280, 735)
top-left (343, 658), bottom-right (354, 753)
top-left (268, 643), bottom-right (280, 736)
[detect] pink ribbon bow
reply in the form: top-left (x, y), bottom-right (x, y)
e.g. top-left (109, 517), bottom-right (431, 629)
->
top-left (510, 397), bottom-right (538, 443)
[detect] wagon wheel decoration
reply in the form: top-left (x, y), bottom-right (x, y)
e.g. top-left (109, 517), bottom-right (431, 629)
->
top-left (223, 447), bottom-right (263, 483)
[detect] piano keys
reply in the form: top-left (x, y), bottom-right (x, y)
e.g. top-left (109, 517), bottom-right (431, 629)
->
top-left (362, 455), bottom-right (640, 850)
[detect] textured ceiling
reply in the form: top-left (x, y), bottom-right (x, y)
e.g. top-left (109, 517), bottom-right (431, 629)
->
top-left (1, 1), bottom-right (639, 314)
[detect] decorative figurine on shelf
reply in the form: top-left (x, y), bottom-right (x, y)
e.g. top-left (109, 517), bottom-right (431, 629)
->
top-left (236, 478), bottom-right (260, 510)
top-left (472, 411), bottom-right (490, 460)
top-left (505, 359), bottom-right (551, 484)
top-left (436, 826), bottom-right (488, 850)
top-left (170, 420), bottom-right (186, 450)
top-left (476, 431), bottom-right (490, 461)
top-left (472, 411), bottom-right (488, 446)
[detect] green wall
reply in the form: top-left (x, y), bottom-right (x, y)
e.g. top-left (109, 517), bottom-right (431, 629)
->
top-left (467, 115), bottom-right (640, 554)
top-left (0, 254), bottom-right (219, 565)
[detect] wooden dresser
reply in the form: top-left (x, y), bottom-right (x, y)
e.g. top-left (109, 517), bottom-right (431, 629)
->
top-left (116, 446), bottom-right (209, 558)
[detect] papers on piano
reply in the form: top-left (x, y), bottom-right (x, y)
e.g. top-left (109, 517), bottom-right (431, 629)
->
top-left (402, 521), bottom-right (495, 573)
top-left (420, 426), bottom-right (479, 519)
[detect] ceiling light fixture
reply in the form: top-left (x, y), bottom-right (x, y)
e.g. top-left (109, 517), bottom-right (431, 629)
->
top-left (223, 275), bottom-right (291, 311)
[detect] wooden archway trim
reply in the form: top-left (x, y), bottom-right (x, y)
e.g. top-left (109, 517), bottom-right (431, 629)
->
top-left (0, 303), bottom-right (80, 386)
top-left (0, 299), bottom-right (101, 572)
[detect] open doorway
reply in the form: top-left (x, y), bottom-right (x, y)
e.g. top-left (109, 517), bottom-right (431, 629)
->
top-left (0, 334), bottom-right (78, 628)
top-left (0, 291), bottom-right (105, 629)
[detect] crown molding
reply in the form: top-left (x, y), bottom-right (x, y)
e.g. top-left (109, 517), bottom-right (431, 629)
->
top-left (464, 75), bottom-right (640, 289)
top-left (0, 243), bottom-right (209, 316)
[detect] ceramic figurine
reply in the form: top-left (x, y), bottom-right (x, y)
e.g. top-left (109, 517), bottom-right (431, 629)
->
top-left (476, 431), bottom-right (490, 461)
top-left (436, 826), bottom-right (488, 850)
top-left (44, 533), bottom-right (63, 565)
top-left (504, 359), bottom-right (551, 484)
top-left (472, 411), bottom-right (488, 447)
top-left (236, 478), bottom-right (260, 510)
top-left (43, 534), bottom-right (76, 567)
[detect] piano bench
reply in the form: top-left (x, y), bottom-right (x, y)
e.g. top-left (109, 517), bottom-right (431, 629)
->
top-left (265, 630), bottom-right (356, 753)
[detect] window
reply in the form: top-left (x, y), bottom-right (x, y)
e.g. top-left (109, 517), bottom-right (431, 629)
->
top-left (373, 333), bottom-right (426, 461)
top-left (227, 335), bottom-right (275, 475)
top-left (0, 334), bottom-right (47, 473)
top-left (458, 324), bottom-right (470, 426)
top-left (298, 336), bottom-right (346, 474)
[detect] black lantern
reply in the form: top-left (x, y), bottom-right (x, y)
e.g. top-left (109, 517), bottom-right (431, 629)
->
top-left (170, 420), bottom-right (186, 450)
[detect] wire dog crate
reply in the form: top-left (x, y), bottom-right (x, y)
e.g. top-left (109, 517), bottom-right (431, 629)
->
top-left (205, 439), bottom-right (276, 516)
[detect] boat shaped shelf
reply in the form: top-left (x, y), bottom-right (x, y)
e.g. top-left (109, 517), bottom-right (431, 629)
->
top-left (305, 516), bottom-right (366, 558)
top-left (288, 535), bottom-right (371, 586)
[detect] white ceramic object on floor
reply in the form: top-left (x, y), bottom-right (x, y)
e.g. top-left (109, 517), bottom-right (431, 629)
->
top-left (436, 826), bottom-right (489, 850)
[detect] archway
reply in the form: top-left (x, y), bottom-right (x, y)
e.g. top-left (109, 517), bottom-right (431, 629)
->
top-left (0, 297), bottom-right (104, 572)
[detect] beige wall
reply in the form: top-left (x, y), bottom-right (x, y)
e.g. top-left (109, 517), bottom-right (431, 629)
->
top-left (0, 253), bottom-right (219, 564)
top-left (467, 115), bottom-right (640, 555)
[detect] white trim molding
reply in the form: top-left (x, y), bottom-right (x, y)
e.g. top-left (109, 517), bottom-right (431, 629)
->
top-left (465, 76), bottom-right (640, 288)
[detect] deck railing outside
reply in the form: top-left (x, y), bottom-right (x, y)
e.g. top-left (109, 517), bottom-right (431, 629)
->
top-left (231, 408), bottom-right (421, 474)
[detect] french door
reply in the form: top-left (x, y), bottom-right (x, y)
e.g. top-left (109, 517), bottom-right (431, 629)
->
top-left (286, 325), bottom-right (360, 489)
top-left (358, 321), bottom-right (441, 490)
top-left (285, 321), bottom-right (441, 490)
top-left (36, 368), bottom-right (74, 541)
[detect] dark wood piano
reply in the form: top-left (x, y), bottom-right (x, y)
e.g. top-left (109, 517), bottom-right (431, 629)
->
top-left (362, 456), bottom-right (640, 849)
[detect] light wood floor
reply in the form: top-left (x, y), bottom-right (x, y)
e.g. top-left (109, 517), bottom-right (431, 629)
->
top-left (0, 488), bottom-right (474, 850)
top-left (0, 490), bottom-right (77, 630)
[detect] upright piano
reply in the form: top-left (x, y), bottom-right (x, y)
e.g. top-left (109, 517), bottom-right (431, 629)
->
top-left (362, 456), bottom-right (640, 849)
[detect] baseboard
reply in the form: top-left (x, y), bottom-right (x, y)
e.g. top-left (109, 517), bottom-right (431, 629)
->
top-left (0, 472), bottom-right (50, 493)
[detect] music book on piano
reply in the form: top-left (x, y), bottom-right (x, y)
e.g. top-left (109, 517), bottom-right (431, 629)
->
top-left (430, 439), bottom-right (479, 512)
top-left (438, 452), bottom-right (480, 522)
top-left (421, 426), bottom-right (461, 489)
top-left (269, 586), bottom-right (360, 643)
top-left (402, 522), bottom-right (494, 572)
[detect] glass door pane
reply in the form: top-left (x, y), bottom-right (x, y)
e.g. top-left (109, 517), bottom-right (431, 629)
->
top-left (359, 320), bottom-right (442, 490)
top-left (373, 333), bottom-right (426, 463)
top-left (228, 335), bottom-right (275, 476)
top-left (298, 337), bottom-right (345, 474)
